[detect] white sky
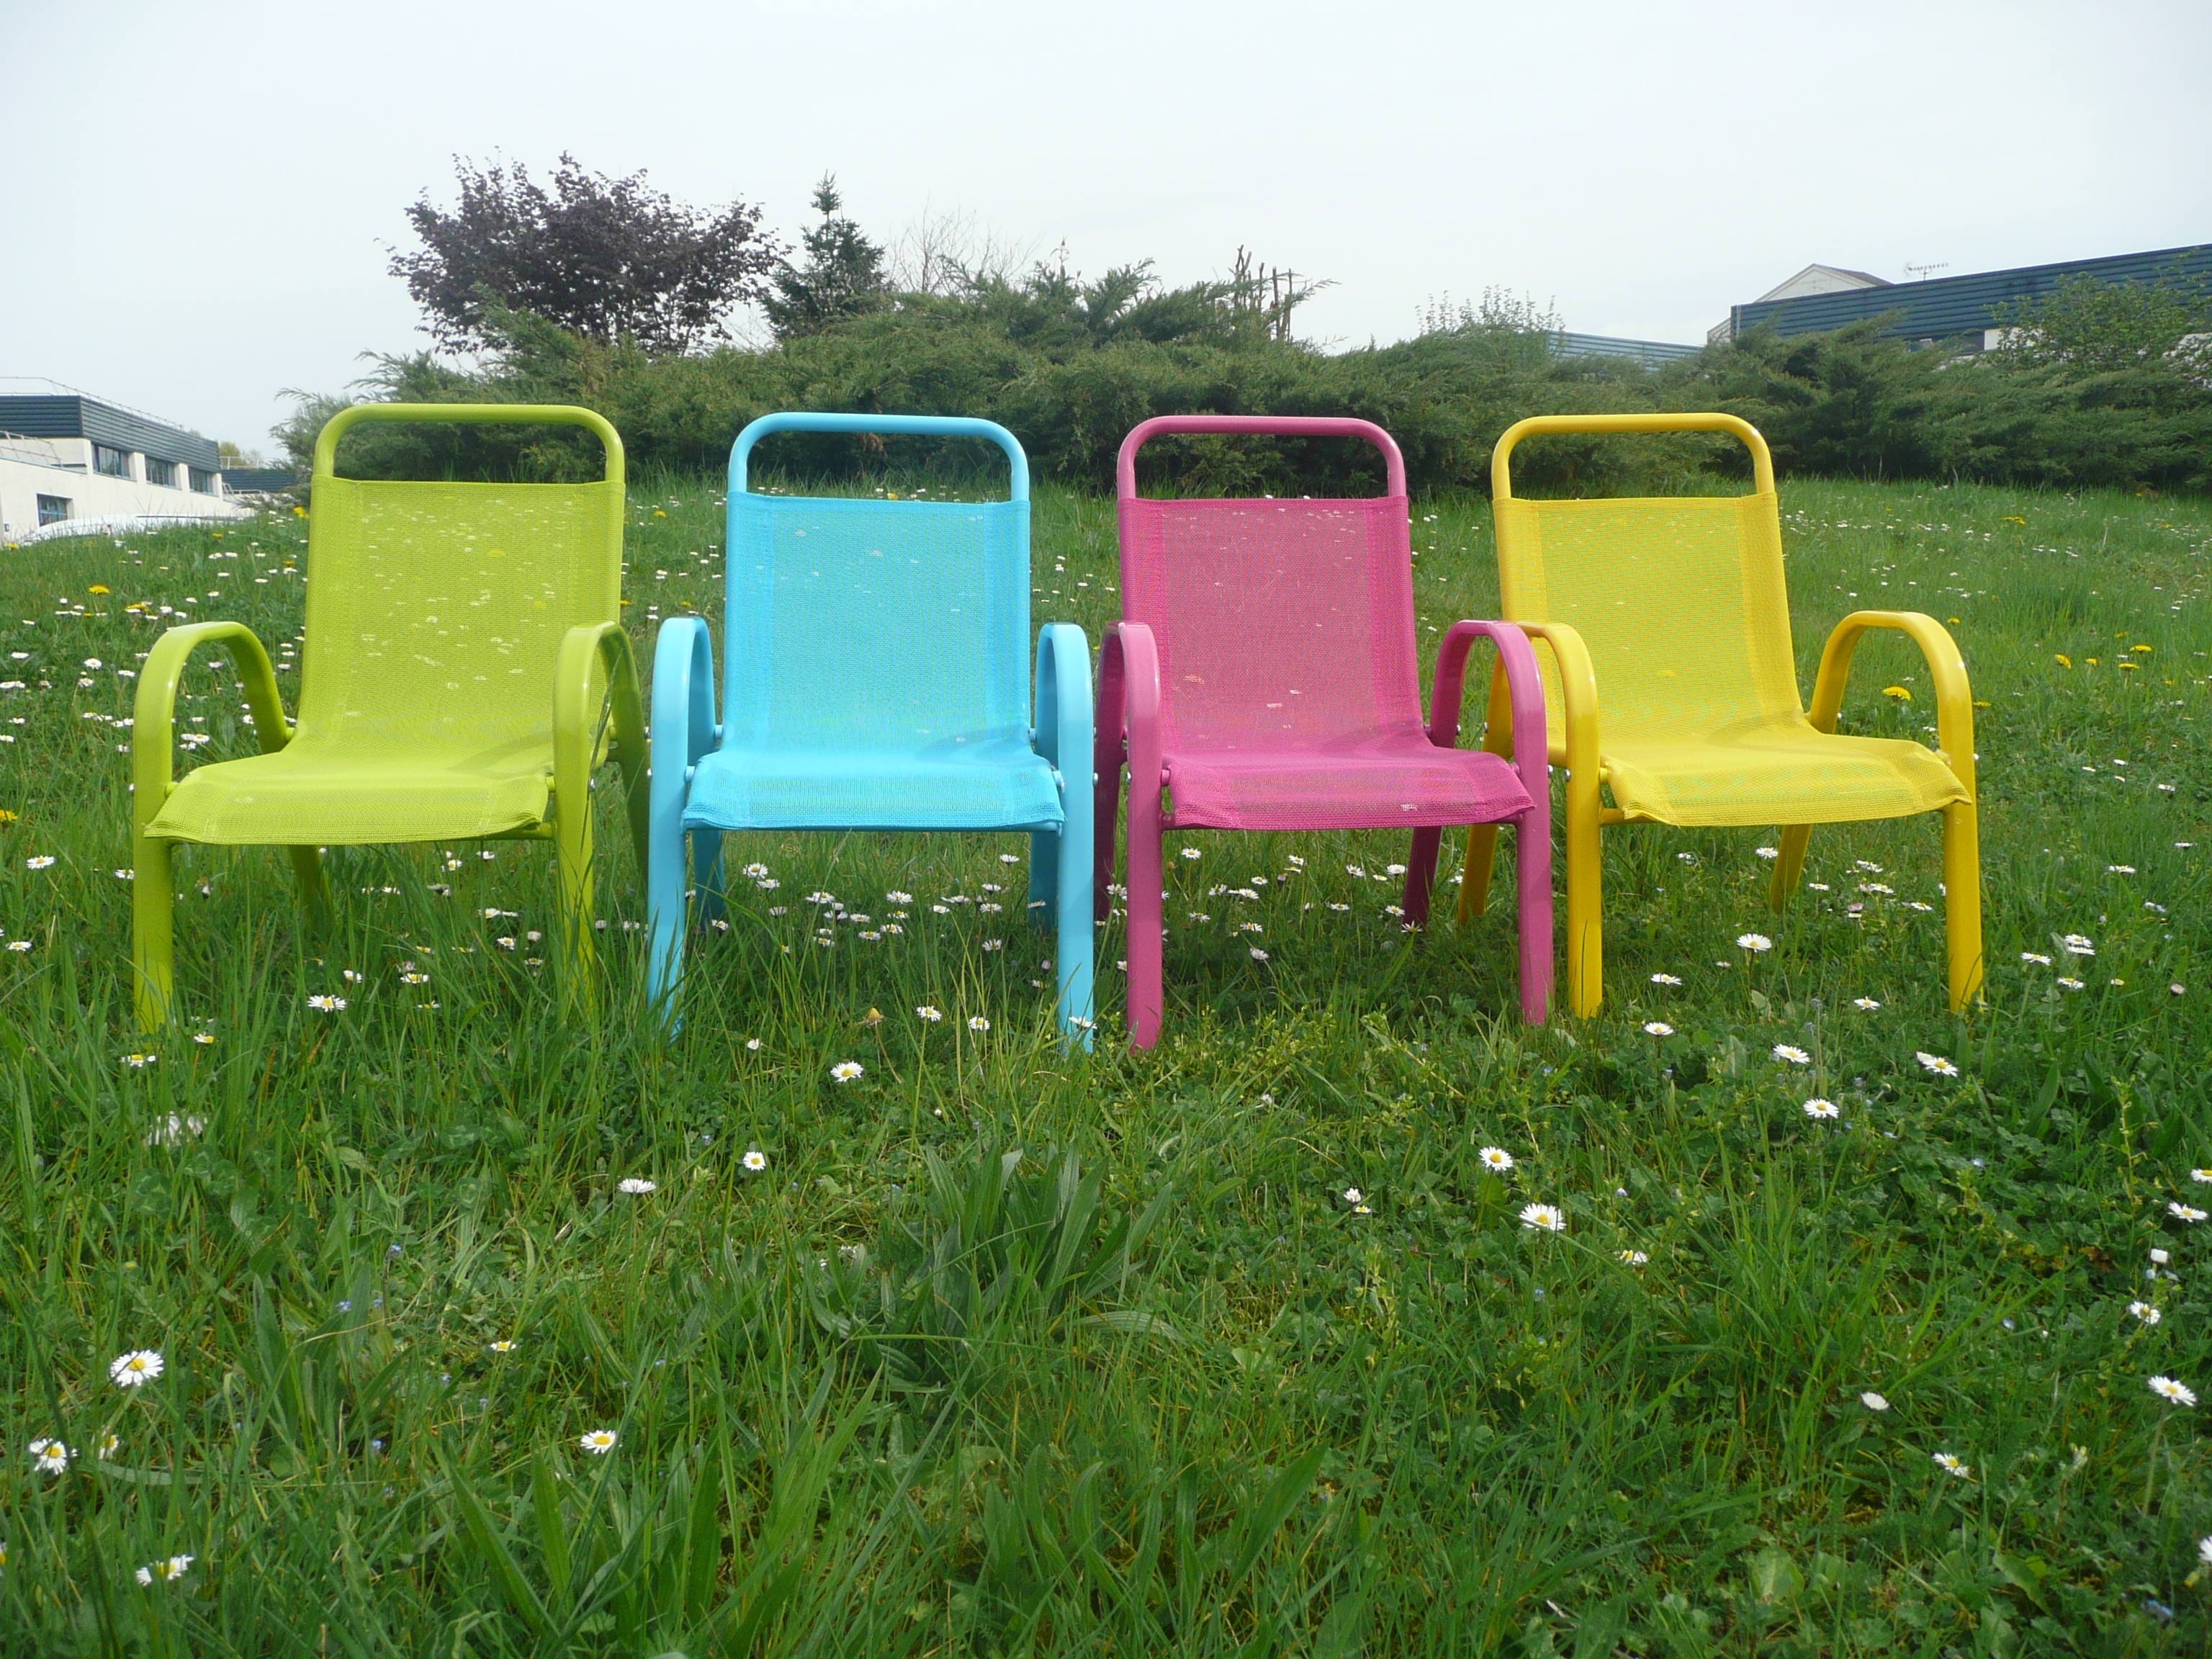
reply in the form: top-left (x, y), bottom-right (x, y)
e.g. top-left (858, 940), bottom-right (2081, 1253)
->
top-left (4, 0), bottom-right (2206, 456)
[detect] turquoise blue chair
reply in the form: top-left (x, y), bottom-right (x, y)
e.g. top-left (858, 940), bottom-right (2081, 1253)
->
top-left (647, 413), bottom-right (1094, 1042)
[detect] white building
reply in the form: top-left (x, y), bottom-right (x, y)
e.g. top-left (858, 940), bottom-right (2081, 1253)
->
top-left (0, 384), bottom-right (254, 541)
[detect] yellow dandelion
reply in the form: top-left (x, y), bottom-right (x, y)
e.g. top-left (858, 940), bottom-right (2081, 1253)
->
top-left (1881, 685), bottom-right (1912, 701)
top-left (2055, 654), bottom-right (2073, 667)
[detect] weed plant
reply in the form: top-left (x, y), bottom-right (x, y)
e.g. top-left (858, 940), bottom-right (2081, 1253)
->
top-left (0, 477), bottom-right (2208, 1653)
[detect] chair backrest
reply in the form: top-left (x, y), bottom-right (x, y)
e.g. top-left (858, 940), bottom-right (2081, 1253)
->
top-left (1117, 416), bottom-right (1418, 753)
top-left (298, 404), bottom-right (624, 752)
top-left (1491, 413), bottom-right (1804, 748)
top-left (720, 413), bottom-right (1031, 753)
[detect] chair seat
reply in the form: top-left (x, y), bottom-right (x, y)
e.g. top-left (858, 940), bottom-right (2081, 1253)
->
top-left (145, 738), bottom-right (553, 845)
top-left (1599, 718), bottom-right (1969, 827)
top-left (685, 735), bottom-right (1064, 832)
top-left (1163, 729), bottom-right (1532, 831)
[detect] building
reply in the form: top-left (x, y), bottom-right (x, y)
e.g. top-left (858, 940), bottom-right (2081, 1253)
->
top-left (1707, 243), bottom-right (2212, 351)
top-left (0, 382), bottom-right (253, 541)
top-left (1550, 331), bottom-right (1701, 368)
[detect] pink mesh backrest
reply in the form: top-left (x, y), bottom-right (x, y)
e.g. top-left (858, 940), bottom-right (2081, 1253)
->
top-left (1118, 494), bottom-right (1421, 754)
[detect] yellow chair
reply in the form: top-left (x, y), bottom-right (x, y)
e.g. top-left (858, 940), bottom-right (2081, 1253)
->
top-left (131, 403), bottom-right (647, 1028)
top-left (1460, 413), bottom-right (1982, 1015)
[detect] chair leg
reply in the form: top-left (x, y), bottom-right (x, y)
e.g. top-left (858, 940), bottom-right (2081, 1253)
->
top-left (1943, 799), bottom-right (1984, 1010)
top-left (690, 830), bottom-right (725, 927)
top-left (1514, 809), bottom-right (1555, 1025)
top-left (1029, 830), bottom-right (1060, 929)
top-left (287, 846), bottom-right (325, 930)
top-left (1404, 827), bottom-right (1441, 927)
top-left (646, 810), bottom-right (688, 1032)
top-left (1456, 660), bottom-right (1516, 925)
top-left (132, 834), bottom-right (174, 1032)
top-left (1770, 824), bottom-right (1813, 911)
top-left (1092, 745), bottom-right (1122, 927)
top-left (1125, 787), bottom-right (1164, 1050)
top-left (1055, 806), bottom-right (1094, 1049)
top-left (1563, 765), bottom-right (1604, 1017)
top-left (556, 793), bottom-right (598, 1012)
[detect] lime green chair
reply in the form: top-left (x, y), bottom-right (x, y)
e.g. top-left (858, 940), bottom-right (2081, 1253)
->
top-left (130, 404), bottom-right (647, 1028)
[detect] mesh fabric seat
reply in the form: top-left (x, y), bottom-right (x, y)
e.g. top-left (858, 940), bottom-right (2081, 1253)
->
top-left (649, 413), bottom-right (1094, 1042)
top-left (1097, 416), bottom-right (1552, 1049)
top-left (130, 404), bottom-right (647, 1029)
top-left (1459, 413), bottom-right (1982, 1015)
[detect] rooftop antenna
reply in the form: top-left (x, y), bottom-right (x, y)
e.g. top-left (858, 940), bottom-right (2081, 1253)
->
top-left (1903, 261), bottom-right (1949, 282)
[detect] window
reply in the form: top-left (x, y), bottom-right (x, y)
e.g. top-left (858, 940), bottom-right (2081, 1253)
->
top-left (189, 466), bottom-right (216, 495)
top-left (37, 495), bottom-right (70, 526)
top-left (145, 457), bottom-right (177, 487)
top-left (93, 443), bottom-right (131, 478)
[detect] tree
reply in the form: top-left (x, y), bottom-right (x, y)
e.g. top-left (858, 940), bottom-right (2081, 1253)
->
top-left (763, 175), bottom-right (891, 338)
top-left (390, 154), bottom-right (780, 356)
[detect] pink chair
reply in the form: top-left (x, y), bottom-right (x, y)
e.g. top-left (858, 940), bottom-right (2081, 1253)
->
top-left (1094, 415), bottom-right (1553, 1048)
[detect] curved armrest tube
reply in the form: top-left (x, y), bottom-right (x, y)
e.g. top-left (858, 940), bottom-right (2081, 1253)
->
top-left (132, 621), bottom-right (292, 837)
top-left (554, 621), bottom-right (651, 860)
top-left (315, 403), bottom-right (621, 483)
top-left (1513, 621), bottom-right (1601, 775)
top-left (1033, 624), bottom-right (1093, 779)
top-left (1806, 611), bottom-right (1976, 797)
top-left (1104, 622), bottom-right (1161, 801)
top-left (649, 616), bottom-right (719, 824)
top-left (1431, 621), bottom-right (1551, 812)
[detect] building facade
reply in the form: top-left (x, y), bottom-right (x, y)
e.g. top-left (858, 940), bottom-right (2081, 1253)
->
top-left (0, 387), bottom-right (253, 541)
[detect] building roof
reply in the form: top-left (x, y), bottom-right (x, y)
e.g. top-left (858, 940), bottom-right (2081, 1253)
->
top-left (1551, 331), bottom-right (1701, 367)
top-left (1721, 243), bottom-right (2212, 346)
top-left (0, 384), bottom-right (220, 469)
top-left (1753, 264), bottom-right (1891, 303)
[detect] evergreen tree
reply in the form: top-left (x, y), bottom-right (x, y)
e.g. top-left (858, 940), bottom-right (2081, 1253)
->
top-left (764, 175), bottom-right (891, 338)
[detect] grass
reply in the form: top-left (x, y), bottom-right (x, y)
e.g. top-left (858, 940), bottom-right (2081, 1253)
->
top-left (0, 470), bottom-right (2208, 1655)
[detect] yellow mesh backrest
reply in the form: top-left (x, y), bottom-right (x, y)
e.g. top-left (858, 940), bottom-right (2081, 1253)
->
top-left (1494, 492), bottom-right (1803, 750)
top-left (297, 477), bottom-right (621, 752)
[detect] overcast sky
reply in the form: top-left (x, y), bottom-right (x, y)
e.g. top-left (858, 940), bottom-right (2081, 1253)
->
top-left (5, 0), bottom-right (2206, 456)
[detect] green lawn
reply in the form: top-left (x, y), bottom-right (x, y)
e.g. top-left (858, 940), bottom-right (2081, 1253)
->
top-left (1, 473), bottom-right (2208, 1655)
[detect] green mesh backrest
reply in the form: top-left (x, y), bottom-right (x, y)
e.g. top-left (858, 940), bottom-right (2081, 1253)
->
top-left (1493, 493), bottom-right (1805, 749)
top-left (296, 477), bottom-right (623, 750)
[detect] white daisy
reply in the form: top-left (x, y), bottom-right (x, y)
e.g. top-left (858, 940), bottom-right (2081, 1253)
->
top-left (489, 1339), bottom-right (516, 1354)
top-left (27, 856), bottom-right (55, 869)
top-left (1737, 933), bottom-right (1773, 953)
top-left (2199, 1537), bottom-right (2212, 1567)
top-left (2128, 1301), bottom-right (2162, 1325)
top-left (1803, 1099), bottom-right (1840, 1120)
top-left (1342, 1187), bottom-right (1363, 1205)
top-left (1755, 846), bottom-right (1779, 860)
top-left (1933, 1452), bottom-right (1970, 1477)
top-left (829, 1061), bottom-right (864, 1083)
top-left (739, 1150), bottom-right (767, 1174)
top-left (2191, 1170), bottom-right (2212, 1185)
top-left (1519, 1202), bottom-right (1565, 1233)
top-left (2170, 1202), bottom-right (2207, 1223)
top-left (1772, 1044), bottom-right (1812, 1065)
top-left (307, 994), bottom-right (346, 1012)
top-left (1179, 848), bottom-right (1202, 860)
top-left (616, 1177), bottom-right (656, 1195)
top-left (915, 1005), bottom-right (943, 1022)
top-left (1916, 1051), bottom-right (1960, 1077)
top-left (1650, 973), bottom-right (1682, 986)
top-left (1478, 1146), bottom-right (1515, 1173)
top-left (1618, 1249), bottom-right (1649, 1267)
top-left (1250, 947), bottom-right (1269, 961)
top-left (2062, 934), bottom-right (2095, 956)
top-left (886, 889), bottom-right (912, 903)
top-left (2149, 1375), bottom-right (2197, 1407)
top-left (1860, 1391), bottom-right (1889, 1411)
top-left (967, 1016), bottom-right (989, 1033)
top-left (109, 1349), bottom-right (164, 1388)
top-left (1852, 997), bottom-right (1881, 1010)
top-left (742, 863), bottom-right (770, 878)
top-left (580, 1429), bottom-right (619, 1454)
top-left (30, 1439), bottom-right (71, 1475)
top-left (2020, 952), bottom-right (2052, 966)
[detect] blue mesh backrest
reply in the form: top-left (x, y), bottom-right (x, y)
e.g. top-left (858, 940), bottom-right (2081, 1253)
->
top-left (721, 495), bottom-right (1032, 750)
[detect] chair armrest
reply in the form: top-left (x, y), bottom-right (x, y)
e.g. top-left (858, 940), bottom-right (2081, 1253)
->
top-left (1431, 620), bottom-right (1550, 809)
top-left (1033, 624), bottom-right (1093, 782)
top-left (132, 621), bottom-right (292, 837)
top-left (1514, 621), bottom-right (1600, 781)
top-left (1100, 623), bottom-right (1161, 798)
top-left (556, 621), bottom-right (651, 866)
top-left (648, 616), bottom-right (719, 836)
top-left (1805, 611), bottom-right (1976, 798)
